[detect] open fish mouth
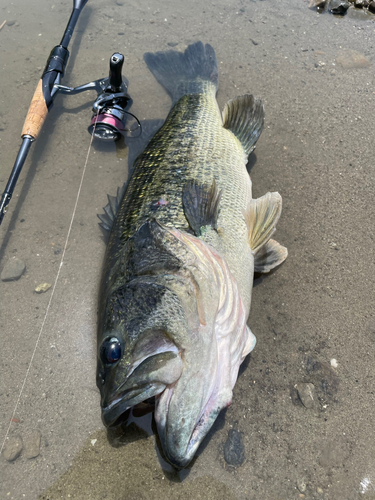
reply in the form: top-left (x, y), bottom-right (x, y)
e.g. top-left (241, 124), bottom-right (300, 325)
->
top-left (101, 348), bottom-right (184, 427)
top-left (102, 382), bottom-right (166, 427)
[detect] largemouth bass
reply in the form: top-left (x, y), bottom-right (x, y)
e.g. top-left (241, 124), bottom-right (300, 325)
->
top-left (96, 42), bottom-right (287, 468)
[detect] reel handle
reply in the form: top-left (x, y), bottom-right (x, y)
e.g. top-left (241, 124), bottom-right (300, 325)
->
top-left (108, 53), bottom-right (125, 91)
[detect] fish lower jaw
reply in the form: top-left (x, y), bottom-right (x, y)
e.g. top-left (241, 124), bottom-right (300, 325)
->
top-left (157, 411), bottom-right (220, 469)
top-left (156, 387), bottom-right (227, 468)
top-left (159, 430), bottom-right (203, 469)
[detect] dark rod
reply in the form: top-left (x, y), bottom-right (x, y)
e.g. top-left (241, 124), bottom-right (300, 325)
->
top-left (0, 0), bottom-right (89, 227)
top-left (60, 0), bottom-right (89, 48)
top-left (0, 138), bottom-right (33, 225)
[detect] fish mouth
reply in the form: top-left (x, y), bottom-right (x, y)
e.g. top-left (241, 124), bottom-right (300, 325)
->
top-left (102, 382), bottom-right (166, 427)
top-left (102, 349), bottom-right (184, 427)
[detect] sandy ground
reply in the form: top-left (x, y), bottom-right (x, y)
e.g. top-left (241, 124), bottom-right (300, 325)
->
top-left (0, 0), bottom-right (375, 499)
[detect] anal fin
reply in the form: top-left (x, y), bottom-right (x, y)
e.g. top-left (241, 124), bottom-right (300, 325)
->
top-left (254, 238), bottom-right (288, 273)
top-left (182, 179), bottom-right (222, 236)
top-left (222, 95), bottom-right (265, 157)
top-left (245, 192), bottom-right (283, 254)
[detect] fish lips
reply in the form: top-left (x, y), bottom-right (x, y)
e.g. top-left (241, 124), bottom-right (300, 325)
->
top-left (101, 350), bottom-right (183, 427)
top-left (102, 382), bottom-right (166, 427)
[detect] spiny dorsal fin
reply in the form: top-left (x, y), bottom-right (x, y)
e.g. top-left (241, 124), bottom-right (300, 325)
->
top-left (97, 182), bottom-right (127, 232)
top-left (254, 238), bottom-right (288, 273)
top-left (244, 192), bottom-right (282, 254)
top-left (222, 95), bottom-right (264, 157)
top-left (182, 179), bottom-right (222, 236)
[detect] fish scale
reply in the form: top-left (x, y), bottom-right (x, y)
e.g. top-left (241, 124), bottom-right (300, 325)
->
top-left (105, 90), bottom-right (253, 308)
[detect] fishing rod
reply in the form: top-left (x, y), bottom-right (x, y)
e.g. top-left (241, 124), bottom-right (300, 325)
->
top-left (0, 0), bottom-right (139, 227)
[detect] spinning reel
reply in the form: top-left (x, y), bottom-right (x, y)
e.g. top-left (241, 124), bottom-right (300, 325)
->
top-left (55, 52), bottom-right (140, 142)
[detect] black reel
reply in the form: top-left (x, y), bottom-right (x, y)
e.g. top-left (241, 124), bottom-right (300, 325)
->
top-left (55, 52), bottom-right (140, 141)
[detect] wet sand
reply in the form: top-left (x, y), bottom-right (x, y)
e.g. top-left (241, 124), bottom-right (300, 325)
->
top-left (1, 0), bottom-right (374, 499)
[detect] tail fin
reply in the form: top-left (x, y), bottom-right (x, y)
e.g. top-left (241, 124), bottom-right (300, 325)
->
top-left (144, 41), bottom-right (218, 103)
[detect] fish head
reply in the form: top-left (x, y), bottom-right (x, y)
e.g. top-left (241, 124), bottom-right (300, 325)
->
top-left (97, 220), bottom-right (207, 427)
top-left (97, 273), bottom-right (201, 426)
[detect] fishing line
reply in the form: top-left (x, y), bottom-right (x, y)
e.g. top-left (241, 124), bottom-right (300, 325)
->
top-left (0, 115), bottom-right (98, 454)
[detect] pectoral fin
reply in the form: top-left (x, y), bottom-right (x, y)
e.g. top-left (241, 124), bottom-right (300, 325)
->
top-left (254, 238), bottom-right (288, 273)
top-left (182, 179), bottom-right (222, 236)
top-left (245, 192), bottom-right (283, 254)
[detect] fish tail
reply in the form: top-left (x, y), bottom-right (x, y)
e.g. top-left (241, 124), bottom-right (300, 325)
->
top-left (144, 41), bottom-right (218, 102)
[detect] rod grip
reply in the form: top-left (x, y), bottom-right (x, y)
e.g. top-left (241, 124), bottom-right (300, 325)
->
top-left (21, 79), bottom-right (48, 139)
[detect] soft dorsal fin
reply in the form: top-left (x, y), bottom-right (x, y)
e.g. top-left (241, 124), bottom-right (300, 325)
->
top-left (254, 239), bottom-right (288, 273)
top-left (244, 192), bottom-right (283, 254)
top-left (182, 179), bottom-right (222, 236)
top-left (222, 94), bottom-right (264, 156)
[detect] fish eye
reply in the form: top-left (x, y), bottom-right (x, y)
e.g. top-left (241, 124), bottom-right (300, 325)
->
top-left (101, 337), bottom-right (122, 364)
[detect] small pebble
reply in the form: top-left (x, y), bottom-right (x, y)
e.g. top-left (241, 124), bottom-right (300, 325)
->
top-left (118, 32), bottom-right (124, 35)
top-left (330, 358), bottom-right (338, 368)
top-left (224, 429), bottom-right (245, 466)
top-left (35, 283), bottom-right (52, 293)
top-left (1, 257), bottom-right (26, 281)
top-left (336, 49), bottom-right (371, 69)
top-left (297, 478), bottom-right (307, 493)
top-left (329, 0), bottom-right (350, 14)
top-left (296, 383), bottom-right (315, 408)
top-left (6, 20), bottom-right (16, 26)
top-left (24, 430), bottom-right (41, 459)
top-left (167, 42), bottom-right (178, 47)
top-left (3, 436), bottom-right (23, 461)
top-left (115, 0), bottom-right (125, 5)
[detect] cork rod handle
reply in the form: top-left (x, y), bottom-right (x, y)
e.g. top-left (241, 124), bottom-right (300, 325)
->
top-left (21, 79), bottom-right (48, 139)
